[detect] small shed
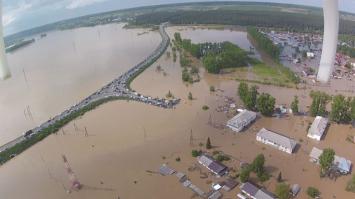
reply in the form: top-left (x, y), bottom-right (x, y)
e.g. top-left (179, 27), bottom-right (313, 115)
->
top-left (159, 164), bottom-right (175, 176)
top-left (176, 172), bottom-right (187, 183)
top-left (291, 184), bottom-right (301, 196)
top-left (222, 178), bottom-right (238, 191)
top-left (208, 191), bottom-right (222, 199)
top-left (307, 116), bottom-right (328, 141)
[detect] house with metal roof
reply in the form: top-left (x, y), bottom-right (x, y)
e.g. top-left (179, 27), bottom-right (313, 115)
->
top-left (256, 128), bottom-right (297, 154)
top-left (309, 147), bottom-right (352, 174)
top-left (307, 116), bottom-right (329, 141)
top-left (239, 182), bottom-right (276, 199)
top-left (208, 191), bottom-right (222, 199)
top-left (159, 164), bottom-right (175, 176)
top-left (222, 178), bottom-right (238, 191)
top-left (227, 110), bottom-right (257, 132)
top-left (197, 154), bottom-right (228, 176)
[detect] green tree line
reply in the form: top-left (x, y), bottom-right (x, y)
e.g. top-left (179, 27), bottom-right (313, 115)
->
top-left (247, 27), bottom-right (280, 62)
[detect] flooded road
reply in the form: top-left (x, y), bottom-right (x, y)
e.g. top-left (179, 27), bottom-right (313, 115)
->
top-left (0, 24), bottom-right (160, 145)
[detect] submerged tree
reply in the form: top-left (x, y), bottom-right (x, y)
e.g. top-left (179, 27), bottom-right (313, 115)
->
top-left (309, 91), bottom-right (331, 117)
top-left (245, 85), bottom-right (258, 110)
top-left (307, 186), bottom-right (320, 198)
top-left (319, 148), bottom-right (335, 173)
top-left (291, 96), bottom-right (299, 114)
top-left (238, 82), bottom-right (249, 105)
top-left (275, 183), bottom-right (290, 199)
top-left (330, 95), bottom-right (352, 123)
top-left (277, 172), bottom-right (282, 182)
top-left (240, 167), bottom-right (251, 183)
top-left (188, 92), bottom-right (193, 100)
top-left (206, 137), bottom-right (212, 149)
top-left (210, 85), bottom-right (215, 92)
top-left (256, 93), bottom-right (275, 116)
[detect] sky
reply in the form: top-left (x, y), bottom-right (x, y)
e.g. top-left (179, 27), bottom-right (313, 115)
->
top-left (2, 0), bottom-right (355, 35)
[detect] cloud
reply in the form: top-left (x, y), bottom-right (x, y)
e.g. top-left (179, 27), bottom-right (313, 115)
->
top-left (66, 0), bottom-right (108, 9)
top-left (2, 2), bottom-right (33, 26)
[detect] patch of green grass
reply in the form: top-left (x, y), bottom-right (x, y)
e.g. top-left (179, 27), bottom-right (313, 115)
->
top-left (235, 63), bottom-right (299, 88)
top-left (253, 63), bottom-right (297, 85)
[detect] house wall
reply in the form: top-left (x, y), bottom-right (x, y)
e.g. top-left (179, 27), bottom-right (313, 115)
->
top-left (256, 136), bottom-right (292, 154)
top-left (241, 191), bottom-right (256, 199)
top-left (307, 133), bottom-right (321, 141)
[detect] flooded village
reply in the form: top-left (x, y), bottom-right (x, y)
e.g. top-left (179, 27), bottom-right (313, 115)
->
top-left (264, 30), bottom-right (355, 83)
top-left (0, 23), bottom-right (355, 199)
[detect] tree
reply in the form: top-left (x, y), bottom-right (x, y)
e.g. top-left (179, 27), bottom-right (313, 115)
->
top-left (277, 172), bottom-right (282, 182)
top-left (210, 86), bottom-right (215, 92)
top-left (174, 32), bottom-right (182, 43)
top-left (252, 154), bottom-right (265, 175)
top-left (238, 82), bottom-right (249, 105)
top-left (191, 150), bottom-right (201, 157)
top-left (256, 93), bottom-right (275, 116)
top-left (291, 96), bottom-right (299, 114)
top-left (166, 90), bottom-right (173, 98)
top-left (330, 95), bottom-right (352, 123)
top-left (245, 85), bottom-right (258, 110)
top-left (319, 148), bottom-right (335, 172)
top-left (188, 92), bottom-right (193, 100)
top-left (206, 137), bottom-right (212, 149)
top-left (346, 174), bottom-right (355, 192)
top-left (309, 91), bottom-right (331, 117)
top-left (240, 167), bottom-right (251, 183)
top-left (351, 98), bottom-right (355, 121)
top-left (307, 187), bottom-right (320, 198)
top-left (275, 183), bottom-right (290, 199)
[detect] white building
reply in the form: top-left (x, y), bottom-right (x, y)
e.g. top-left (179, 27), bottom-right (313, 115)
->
top-left (307, 52), bottom-right (315, 58)
top-left (256, 128), bottom-right (297, 154)
top-left (309, 147), bottom-right (352, 174)
top-left (226, 110), bottom-right (257, 133)
top-left (307, 116), bottom-right (329, 141)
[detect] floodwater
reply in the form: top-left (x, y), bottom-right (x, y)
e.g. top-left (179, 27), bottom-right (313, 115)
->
top-left (0, 24), bottom-right (161, 145)
top-left (167, 26), bottom-right (261, 59)
top-left (0, 26), bottom-right (354, 199)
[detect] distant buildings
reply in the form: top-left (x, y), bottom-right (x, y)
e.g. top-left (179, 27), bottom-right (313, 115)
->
top-left (307, 116), bottom-right (329, 141)
top-left (256, 128), bottom-right (297, 154)
top-left (197, 154), bottom-right (228, 176)
top-left (226, 110), bottom-right (257, 133)
top-left (239, 182), bottom-right (276, 199)
top-left (309, 147), bottom-right (352, 174)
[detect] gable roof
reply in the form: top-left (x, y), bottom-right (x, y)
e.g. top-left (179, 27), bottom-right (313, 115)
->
top-left (227, 110), bottom-right (256, 131)
top-left (255, 189), bottom-right (276, 199)
top-left (257, 128), bottom-right (297, 151)
top-left (308, 116), bottom-right (328, 138)
top-left (198, 155), bottom-right (228, 175)
top-left (240, 182), bottom-right (259, 196)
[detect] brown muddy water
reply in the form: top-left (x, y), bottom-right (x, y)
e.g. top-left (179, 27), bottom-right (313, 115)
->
top-left (0, 24), bottom-right (161, 145)
top-left (0, 26), bottom-right (354, 199)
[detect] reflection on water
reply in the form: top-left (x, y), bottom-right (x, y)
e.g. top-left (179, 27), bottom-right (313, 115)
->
top-left (0, 23), bottom-right (160, 145)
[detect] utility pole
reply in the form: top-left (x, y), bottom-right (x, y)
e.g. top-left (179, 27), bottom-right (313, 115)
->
top-left (62, 155), bottom-right (81, 192)
top-left (189, 129), bottom-right (193, 146)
